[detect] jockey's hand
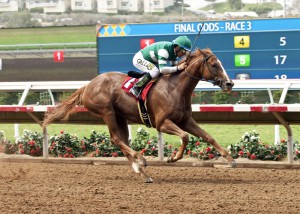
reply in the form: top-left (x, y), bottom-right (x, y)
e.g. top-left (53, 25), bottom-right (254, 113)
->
top-left (177, 62), bottom-right (187, 71)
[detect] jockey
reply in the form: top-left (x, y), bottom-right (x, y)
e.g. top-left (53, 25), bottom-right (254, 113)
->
top-left (129, 35), bottom-right (192, 98)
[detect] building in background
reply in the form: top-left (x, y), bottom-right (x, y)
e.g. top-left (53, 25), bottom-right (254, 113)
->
top-left (0, 0), bottom-right (297, 15)
top-left (0, 0), bottom-right (18, 12)
top-left (97, 0), bottom-right (118, 13)
top-left (97, 0), bottom-right (146, 13)
top-left (25, 0), bottom-right (67, 14)
top-left (71, 0), bottom-right (93, 11)
top-left (10, 0), bottom-right (175, 14)
top-left (143, 0), bottom-right (173, 13)
top-left (44, 0), bottom-right (67, 14)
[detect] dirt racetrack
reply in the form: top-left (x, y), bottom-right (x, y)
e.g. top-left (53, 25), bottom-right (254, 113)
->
top-left (1, 160), bottom-right (300, 214)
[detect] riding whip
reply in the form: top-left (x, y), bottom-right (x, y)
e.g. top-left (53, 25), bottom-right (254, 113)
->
top-left (186, 23), bottom-right (204, 61)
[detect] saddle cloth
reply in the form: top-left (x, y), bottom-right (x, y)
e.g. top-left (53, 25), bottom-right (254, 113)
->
top-left (122, 77), bottom-right (154, 127)
top-left (122, 77), bottom-right (154, 101)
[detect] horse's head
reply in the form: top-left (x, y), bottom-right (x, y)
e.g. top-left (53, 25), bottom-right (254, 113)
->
top-left (184, 48), bottom-right (234, 92)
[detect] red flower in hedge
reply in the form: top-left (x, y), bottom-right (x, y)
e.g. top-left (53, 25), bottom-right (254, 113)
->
top-left (30, 149), bottom-right (36, 155)
top-left (65, 147), bottom-right (72, 153)
top-left (206, 147), bottom-right (211, 152)
top-left (187, 150), bottom-right (191, 155)
top-left (112, 152), bottom-right (118, 157)
top-left (141, 148), bottom-right (146, 154)
top-left (20, 149), bottom-right (25, 154)
top-left (64, 153), bottom-right (69, 158)
top-left (208, 154), bottom-right (214, 159)
top-left (69, 154), bottom-right (74, 158)
top-left (238, 150), bottom-right (244, 156)
top-left (296, 150), bottom-right (299, 155)
top-left (28, 140), bottom-right (35, 146)
top-left (195, 141), bottom-right (200, 146)
top-left (18, 144), bottom-right (23, 149)
top-left (232, 92), bottom-right (238, 97)
top-left (250, 154), bottom-right (256, 160)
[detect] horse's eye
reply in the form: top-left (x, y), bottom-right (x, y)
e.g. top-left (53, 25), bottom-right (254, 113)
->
top-left (212, 64), bottom-right (218, 72)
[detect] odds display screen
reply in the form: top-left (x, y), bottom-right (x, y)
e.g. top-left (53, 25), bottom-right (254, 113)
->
top-left (97, 18), bottom-right (300, 80)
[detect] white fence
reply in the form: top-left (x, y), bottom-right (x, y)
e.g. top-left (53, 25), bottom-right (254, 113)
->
top-left (0, 79), bottom-right (300, 163)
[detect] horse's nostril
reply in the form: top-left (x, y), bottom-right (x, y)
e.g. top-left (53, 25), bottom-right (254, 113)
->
top-left (226, 82), bottom-right (234, 87)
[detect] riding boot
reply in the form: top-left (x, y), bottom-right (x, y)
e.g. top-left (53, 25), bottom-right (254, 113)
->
top-left (130, 73), bottom-right (152, 98)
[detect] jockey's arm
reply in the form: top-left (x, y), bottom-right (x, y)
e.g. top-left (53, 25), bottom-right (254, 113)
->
top-left (160, 61), bottom-right (187, 74)
top-left (160, 65), bottom-right (178, 74)
top-left (159, 58), bottom-right (180, 74)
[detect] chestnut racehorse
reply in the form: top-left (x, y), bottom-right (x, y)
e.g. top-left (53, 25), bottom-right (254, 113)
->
top-left (43, 48), bottom-right (235, 183)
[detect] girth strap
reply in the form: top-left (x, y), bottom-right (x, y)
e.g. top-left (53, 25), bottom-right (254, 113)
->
top-left (137, 98), bottom-right (152, 128)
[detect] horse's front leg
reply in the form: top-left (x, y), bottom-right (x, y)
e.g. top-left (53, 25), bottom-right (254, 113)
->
top-left (182, 117), bottom-right (236, 167)
top-left (159, 119), bottom-right (189, 163)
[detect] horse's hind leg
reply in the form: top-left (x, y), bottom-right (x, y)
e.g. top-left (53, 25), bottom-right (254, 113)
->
top-left (105, 113), bottom-right (153, 183)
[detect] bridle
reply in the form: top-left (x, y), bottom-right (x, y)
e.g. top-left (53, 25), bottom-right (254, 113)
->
top-left (184, 53), bottom-right (222, 86)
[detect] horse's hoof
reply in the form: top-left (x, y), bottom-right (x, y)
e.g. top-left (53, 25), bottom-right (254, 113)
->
top-left (167, 155), bottom-right (174, 163)
top-left (144, 177), bottom-right (153, 183)
top-left (138, 156), bottom-right (148, 168)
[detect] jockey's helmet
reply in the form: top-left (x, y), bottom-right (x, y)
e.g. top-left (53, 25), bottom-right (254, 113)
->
top-left (172, 36), bottom-right (192, 52)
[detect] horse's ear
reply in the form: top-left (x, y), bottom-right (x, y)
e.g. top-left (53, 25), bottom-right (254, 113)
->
top-left (195, 48), bottom-right (201, 55)
top-left (198, 48), bottom-right (205, 56)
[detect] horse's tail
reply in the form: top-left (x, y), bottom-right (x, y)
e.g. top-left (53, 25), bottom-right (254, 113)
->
top-left (43, 86), bottom-right (86, 128)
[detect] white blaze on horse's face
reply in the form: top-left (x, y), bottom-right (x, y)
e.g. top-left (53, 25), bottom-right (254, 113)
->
top-left (217, 59), bottom-right (234, 92)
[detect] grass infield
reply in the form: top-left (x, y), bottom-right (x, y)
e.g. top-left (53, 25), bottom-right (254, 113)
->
top-left (0, 26), bottom-right (96, 47)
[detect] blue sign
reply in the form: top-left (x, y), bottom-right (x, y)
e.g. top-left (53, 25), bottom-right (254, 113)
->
top-left (97, 18), bottom-right (300, 80)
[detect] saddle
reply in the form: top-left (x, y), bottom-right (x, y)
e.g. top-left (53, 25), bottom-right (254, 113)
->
top-left (122, 72), bottom-right (155, 128)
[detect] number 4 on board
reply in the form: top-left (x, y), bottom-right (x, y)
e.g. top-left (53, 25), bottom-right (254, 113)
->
top-left (234, 36), bottom-right (250, 48)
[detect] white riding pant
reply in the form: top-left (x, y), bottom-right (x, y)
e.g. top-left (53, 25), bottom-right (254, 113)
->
top-left (132, 52), bottom-right (160, 78)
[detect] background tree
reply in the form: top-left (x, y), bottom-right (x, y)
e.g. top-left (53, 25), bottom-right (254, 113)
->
top-left (205, 0), bottom-right (217, 9)
top-left (227, 0), bottom-right (242, 10)
top-left (6, 12), bottom-right (41, 28)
